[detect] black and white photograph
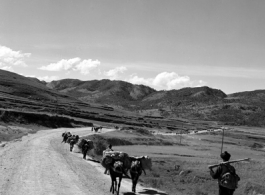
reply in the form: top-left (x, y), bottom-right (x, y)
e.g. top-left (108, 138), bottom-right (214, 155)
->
top-left (0, 1), bottom-right (265, 194)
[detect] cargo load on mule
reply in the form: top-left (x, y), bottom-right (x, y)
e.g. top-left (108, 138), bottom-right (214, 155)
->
top-left (77, 139), bottom-right (94, 150)
top-left (66, 136), bottom-right (75, 144)
top-left (101, 150), bottom-right (131, 172)
top-left (72, 139), bottom-right (94, 153)
top-left (129, 156), bottom-right (152, 171)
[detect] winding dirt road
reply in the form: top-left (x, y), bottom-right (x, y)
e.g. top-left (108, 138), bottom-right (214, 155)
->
top-left (0, 127), bottom-right (167, 195)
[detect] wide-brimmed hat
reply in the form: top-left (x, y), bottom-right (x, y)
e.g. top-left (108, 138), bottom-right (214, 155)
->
top-left (220, 151), bottom-right (231, 161)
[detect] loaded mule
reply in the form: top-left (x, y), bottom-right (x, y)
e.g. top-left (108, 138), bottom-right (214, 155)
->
top-left (71, 138), bottom-right (94, 159)
top-left (92, 126), bottom-right (103, 133)
top-left (69, 135), bottom-right (80, 152)
top-left (129, 156), bottom-right (152, 193)
top-left (61, 132), bottom-right (72, 143)
top-left (102, 150), bottom-right (131, 194)
top-left (81, 139), bottom-right (94, 159)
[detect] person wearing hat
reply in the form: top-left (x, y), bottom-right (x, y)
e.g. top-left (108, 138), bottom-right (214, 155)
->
top-left (209, 151), bottom-right (240, 195)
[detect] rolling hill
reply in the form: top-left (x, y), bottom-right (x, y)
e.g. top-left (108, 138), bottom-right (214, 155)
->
top-left (46, 78), bottom-right (265, 127)
top-left (1, 68), bottom-right (265, 141)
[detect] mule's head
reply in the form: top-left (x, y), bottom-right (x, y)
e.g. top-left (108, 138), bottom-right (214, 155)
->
top-left (140, 156), bottom-right (152, 171)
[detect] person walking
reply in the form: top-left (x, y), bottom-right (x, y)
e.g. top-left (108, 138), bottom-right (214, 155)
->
top-left (104, 144), bottom-right (113, 174)
top-left (209, 151), bottom-right (240, 195)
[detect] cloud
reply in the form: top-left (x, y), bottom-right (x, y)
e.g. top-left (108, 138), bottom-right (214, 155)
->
top-left (39, 57), bottom-right (81, 71)
top-left (104, 66), bottom-right (127, 80)
top-left (37, 76), bottom-right (59, 82)
top-left (128, 72), bottom-right (206, 90)
top-left (75, 59), bottom-right (100, 75)
top-left (0, 65), bottom-right (14, 71)
top-left (0, 45), bottom-right (31, 67)
top-left (21, 74), bottom-right (59, 82)
top-left (127, 74), bottom-right (153, 86)
top-left (39, 58), bottom-right (100, 75)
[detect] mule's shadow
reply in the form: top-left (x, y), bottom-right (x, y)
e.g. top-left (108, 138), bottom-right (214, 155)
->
top-left (123, 189), bottom-right (168, 195)
top-left (86, 158), bottom-right (100, 163)
top-left (138, 189), bottom-right (168, 195)
top-left (123, 192), bottom-right (135, 195)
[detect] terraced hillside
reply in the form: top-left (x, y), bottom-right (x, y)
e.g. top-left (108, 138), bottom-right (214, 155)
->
top-left (47, 78), bottom-right (265, 127)
top-left (3, 70), bottom-right (219, 141)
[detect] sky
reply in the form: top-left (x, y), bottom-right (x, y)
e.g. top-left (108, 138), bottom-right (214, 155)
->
top-left (0, 0), bottom-right (265, 94)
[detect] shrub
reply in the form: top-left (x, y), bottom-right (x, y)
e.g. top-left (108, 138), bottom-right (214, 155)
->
top-left (93, 140), bottom-right (107, 155)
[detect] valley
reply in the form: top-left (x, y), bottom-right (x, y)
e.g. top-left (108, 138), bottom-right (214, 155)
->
top-left (0, 69), bottom-right (265, 195)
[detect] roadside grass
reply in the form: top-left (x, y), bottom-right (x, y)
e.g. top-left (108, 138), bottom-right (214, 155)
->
top-left (100, 127), bottom-right (265, 195)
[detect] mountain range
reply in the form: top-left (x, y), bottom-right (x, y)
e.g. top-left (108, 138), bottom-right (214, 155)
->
top-left (1, 69), bottom-right (265, 128)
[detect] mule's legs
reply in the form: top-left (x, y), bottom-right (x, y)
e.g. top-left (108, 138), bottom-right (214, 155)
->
top-left (83, 148), bottom-right (87, 159)
top-left (117, 175), bottom-right (122, 195)
top-left (110, 178), bottom-right (114, 193)
top-left (110, 170), bottom-right (116, 194)
top-left (70, 143), bottom-right (73, 152)
top-left (110, 180), bottom-right (113, 193)
top-left (134, 174), bottom-right (139, 193)
top-left (111, 179), bottom-right (116, 194)
top-left (130, 172), bottom-right (139, 193)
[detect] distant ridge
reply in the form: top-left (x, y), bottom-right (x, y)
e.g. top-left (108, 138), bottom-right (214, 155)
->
top-left (47, 79), bottom-right (156, 103)
top-left (1, 69), bottom-right (265, 127)
top-left (47, 78), bottom-right (265, 127)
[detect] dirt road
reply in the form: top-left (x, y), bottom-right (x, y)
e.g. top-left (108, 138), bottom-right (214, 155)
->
top-left (0, 127), bottom-right (167, 195)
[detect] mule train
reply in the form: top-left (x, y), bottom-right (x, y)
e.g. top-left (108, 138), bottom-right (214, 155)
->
top-left (61, 132), bottom-right (94, 159)
top-left (61, 132), bottom-right (152, 194)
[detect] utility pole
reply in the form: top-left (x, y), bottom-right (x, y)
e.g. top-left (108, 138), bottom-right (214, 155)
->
top-left (221, 127), bottom-right (225, 154)
top-left (180, 124), bottom-right (183, 144)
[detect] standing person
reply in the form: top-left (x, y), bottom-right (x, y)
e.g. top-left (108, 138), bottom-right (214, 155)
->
top-left (209, 151), bottom-right (240, 195)
top-left (104, 144), bottom-right (113, 174)
top-left (107, 144), bottom-right (113, 151)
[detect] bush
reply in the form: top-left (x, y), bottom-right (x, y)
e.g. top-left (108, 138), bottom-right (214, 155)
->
top-left (93, 140), bottom-right (107, 155)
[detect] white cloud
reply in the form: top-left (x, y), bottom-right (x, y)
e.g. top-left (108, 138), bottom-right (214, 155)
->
top-left (75, 59), bottom-right (100, 75)
top-left (128, 72), bottom-right (206, 90)
top-left (39, 57), bottom-right (81, 71)
top-left (128, 74), bottom-right (153, 86)
top-left (0, 66), bottom-right (14, 71)
top-left (104, 66), bottom-right (127, 80)
top-left (21, 74), bottom-right (59, 82)
top-left (37, 76), bottom-right (59, 82)
top-left (39, 58), bottom-right (100, 75)
top-left (0, 45), bottom-right (31, 67)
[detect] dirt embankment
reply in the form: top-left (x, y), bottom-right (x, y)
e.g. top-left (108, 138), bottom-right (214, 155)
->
top-left (0, 110), bottom-right (93, 142)
top-left (0, 110), bottom-right (93, 128)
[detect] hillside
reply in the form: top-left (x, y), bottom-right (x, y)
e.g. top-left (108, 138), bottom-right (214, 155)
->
top-left (47, 78), bottom-right (265, 127)
top-left (2, 70), bottom-right (199, 142)
top-left (1, 69), bottom-right (265, 136)
top-left (47, 79), bottom-right (156, 106)
top-left (0, 70), bottom-right (152, 139)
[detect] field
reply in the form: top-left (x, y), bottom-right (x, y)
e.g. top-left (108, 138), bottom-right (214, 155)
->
top-left (88, 126), bottom-right (265, 195)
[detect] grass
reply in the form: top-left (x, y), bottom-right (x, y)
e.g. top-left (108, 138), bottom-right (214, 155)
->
top-left (105, 127), bottom-right (265, 195)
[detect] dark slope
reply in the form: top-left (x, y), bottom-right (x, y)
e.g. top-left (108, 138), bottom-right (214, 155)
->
top-left (47, 79), bottom-right (156, 106)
